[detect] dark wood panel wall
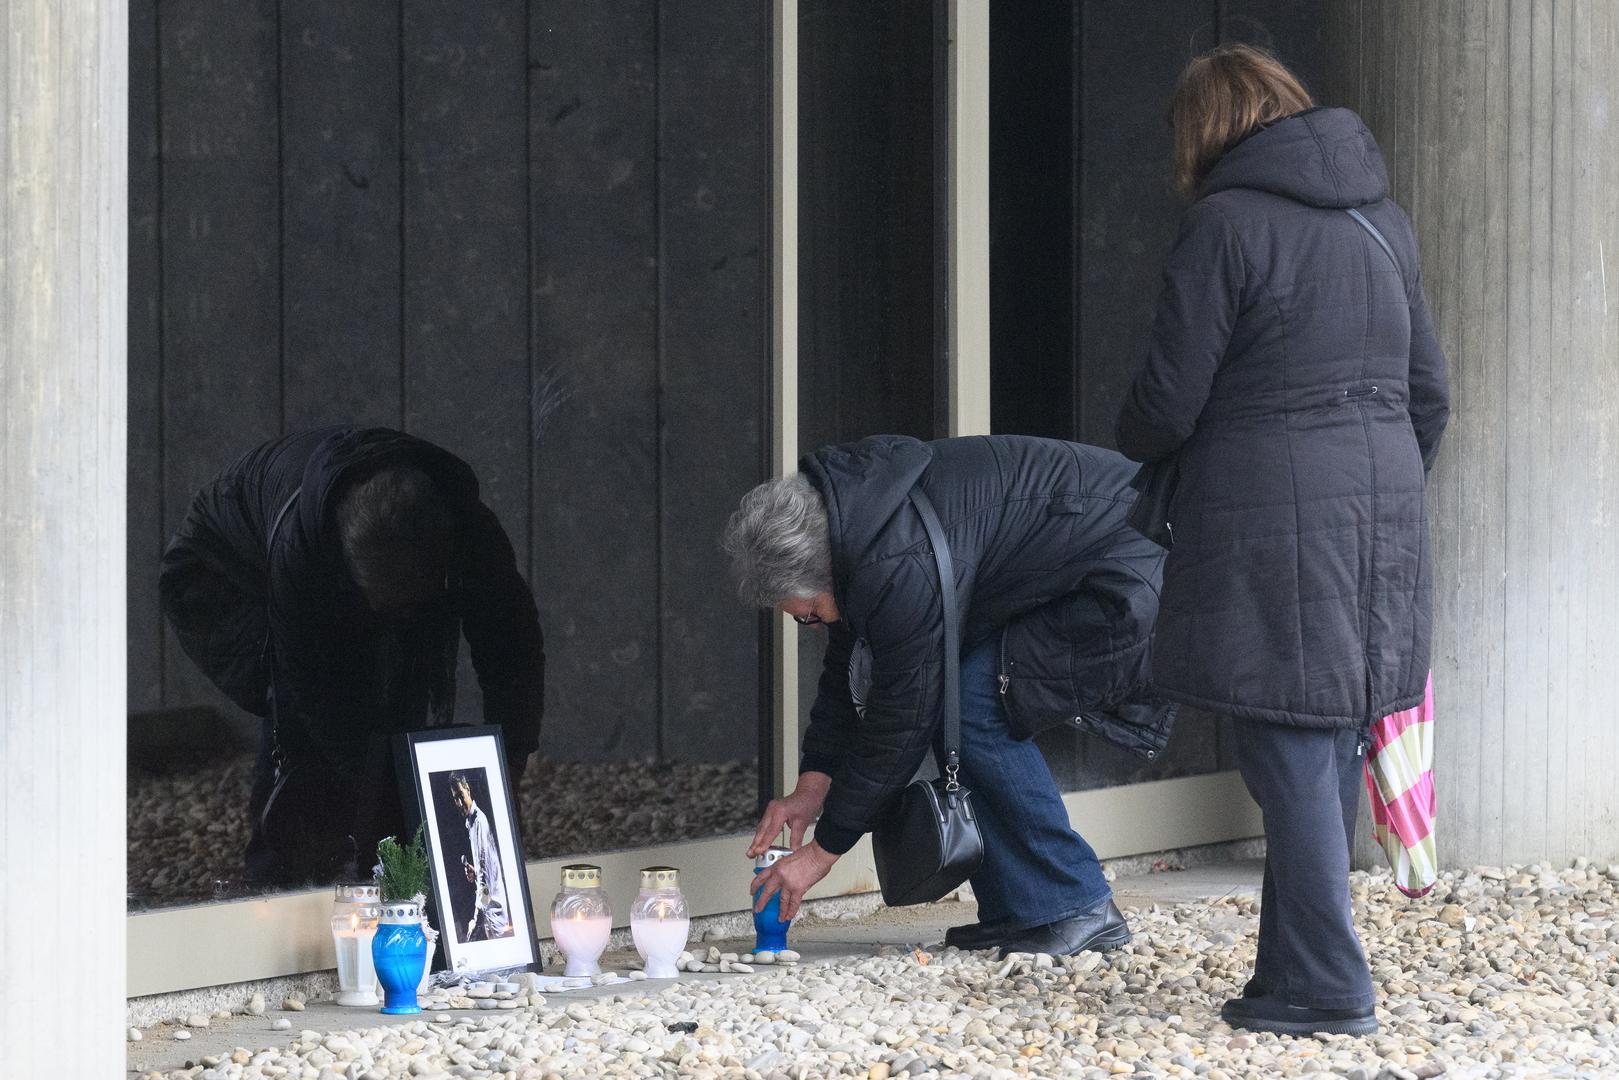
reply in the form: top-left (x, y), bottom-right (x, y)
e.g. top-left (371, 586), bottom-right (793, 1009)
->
top-left (128, 0), bottom-right (771, 764)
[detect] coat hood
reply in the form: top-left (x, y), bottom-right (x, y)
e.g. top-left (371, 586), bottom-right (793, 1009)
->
top-left (1201, 107), bottom-right (1389, 209)
top-left (800, 435), bottom-right (934, 599)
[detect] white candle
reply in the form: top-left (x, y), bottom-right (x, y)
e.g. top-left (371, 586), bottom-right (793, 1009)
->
top-left (553, 913), bottom-right (612, 977)
top-left (631, 915), bottom-right (690, 979)
top-left (332, 910), bottom-right (379, 1007)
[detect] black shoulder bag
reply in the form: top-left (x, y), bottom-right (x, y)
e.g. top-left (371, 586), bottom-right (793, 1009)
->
top-left (870, 488), bottom-right (986, 906)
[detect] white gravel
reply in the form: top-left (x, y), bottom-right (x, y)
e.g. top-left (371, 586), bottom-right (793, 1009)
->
top-left (132, 861), bottom-right (1619, 1079)
top-left (128, 755), bottom-right (758, 908)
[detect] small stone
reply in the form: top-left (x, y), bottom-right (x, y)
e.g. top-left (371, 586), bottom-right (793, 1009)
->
top-left (247, 993), bottom-right (266, 1015)
top-left (707, 946), bottom-right (722, 963)
top-left (186, 1013), bottom-right (211, 1028)
top-left (173, 1030), bottom-right (191, 1041)
top-left (283, 998), bottom-right (305, 1012)
top-left (127, 1027), bottom-right (142, 1042)
top-left (678, 951), bottom-right (694, 964)
top-left (627, 970), bottom-right (648, 981)
top-left (467, 983), bottom-right (494, 998)
top-left (753, 950), bottom-right (776, 965)
top-left (497, 999), bottom-right (520, 1009)
top-left (434, 1013), bottom-right (453, 1022)
top-left (776, 949), bottom-right (801, 962)
top-left (1438, 904), bottom-right (1468, 927)
top-left (476, 999), bottom-right (500, 1010)
top-left (731, 962), bottom-right (754, 973)
top-left (272, 1018), bottom-right (292, 1031)
top-left (868, 1064), bottom-right (891, 1080)
top-left (591, 972), bottom-right (618, 986)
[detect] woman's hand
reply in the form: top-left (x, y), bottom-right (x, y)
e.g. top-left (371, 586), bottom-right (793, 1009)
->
top-left (748, 771), bottom-right (832, 857)
top-left (752, 840), bottom-right (838, 921)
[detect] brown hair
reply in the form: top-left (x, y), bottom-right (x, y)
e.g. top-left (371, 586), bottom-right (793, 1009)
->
top-left (1169, 44), bottom-right (1314, 200)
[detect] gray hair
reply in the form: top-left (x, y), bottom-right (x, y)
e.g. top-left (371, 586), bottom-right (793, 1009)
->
top-left (721, 473), bottom-right (833, 607)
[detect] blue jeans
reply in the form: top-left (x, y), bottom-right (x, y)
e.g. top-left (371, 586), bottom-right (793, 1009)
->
top-left (948, 639), bottom-right (1112, 930)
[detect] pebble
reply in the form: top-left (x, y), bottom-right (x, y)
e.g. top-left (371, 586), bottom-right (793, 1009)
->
top-left (271, 1018), bottom-right (292, 1031)
top-left (246, 992), bottom-right (265, 1015)
top-left (282, 998), bottom-right (304, 1012)
top-left (172, 1029), bottom-right (191, 1041)
top-left (754, 950), bottom-right (777, 964)
top-left (153, 861), bottom-right (1619, 1080)
top-left (185, 1012), bottom-right (211, 1028)
top-left (777, 949), bottom-right (802, 962)
top-left (127, 1027), bottom-right (142, 1042)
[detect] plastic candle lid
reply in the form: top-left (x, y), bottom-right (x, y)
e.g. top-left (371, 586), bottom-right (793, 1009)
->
top-left (562, 864), bottom-right (603, 888)
top-left (755, 847), bottom-right (792, 869)
top-left (640, 866), bottom-right (679, 890)
top-left (336, 883), bottom-right (381, 903)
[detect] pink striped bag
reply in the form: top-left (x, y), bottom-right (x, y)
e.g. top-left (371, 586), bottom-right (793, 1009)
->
top-left (1362, 674), bottom-right (1437, 898)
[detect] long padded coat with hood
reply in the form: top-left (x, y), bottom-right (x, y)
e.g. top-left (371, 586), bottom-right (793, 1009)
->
top-left (1115, 107), bottom-right (1450, 729)
top-left (797, 434), bottom-right (1175, 856)
top-left (160, 427), bottom-right (545, 769)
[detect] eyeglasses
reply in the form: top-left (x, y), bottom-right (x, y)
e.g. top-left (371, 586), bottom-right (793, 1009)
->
top-left (792, 613), bottom-right (823, 626)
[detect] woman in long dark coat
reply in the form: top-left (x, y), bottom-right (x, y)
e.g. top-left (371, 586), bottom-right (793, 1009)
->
top-left (1116, 46), bottom-right (1449, 1036)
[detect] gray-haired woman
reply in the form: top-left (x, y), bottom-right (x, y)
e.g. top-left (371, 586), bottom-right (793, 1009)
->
top-left (728, 433), bottom-right (1175, 957)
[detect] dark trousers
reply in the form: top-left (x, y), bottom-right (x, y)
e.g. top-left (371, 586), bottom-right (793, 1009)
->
top-left (1230, 719), bottom-right (1376, 1011)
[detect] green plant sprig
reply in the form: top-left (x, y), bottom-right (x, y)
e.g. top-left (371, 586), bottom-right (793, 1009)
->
top-left (374, 824), bottom-right (431, 905)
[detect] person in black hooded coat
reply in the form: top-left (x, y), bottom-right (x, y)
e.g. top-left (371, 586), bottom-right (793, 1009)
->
top-left (726, 434), bottom-right (1176, 958)
top-left (161, 426), bottom-right (545, 884)
top-left (1116, 46), bottom-right (1449, 1037)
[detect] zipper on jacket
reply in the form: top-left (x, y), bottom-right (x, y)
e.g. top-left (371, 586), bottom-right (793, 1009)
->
top-left (1344, 385), bottom-right (1380, 400)
top-left (997, 633), bottom-right (1010, 695)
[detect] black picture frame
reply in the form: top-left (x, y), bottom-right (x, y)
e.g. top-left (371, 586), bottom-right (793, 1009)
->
top-left (394, 725), bottom-right (541, 976)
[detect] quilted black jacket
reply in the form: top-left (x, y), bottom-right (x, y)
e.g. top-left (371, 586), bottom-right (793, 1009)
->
top-left (160, 427), bottom-right (545, 767)
top-left (1116, 107), bottom-right (1450, 728)
top-left (798, 435), bottom-right (1175, 855)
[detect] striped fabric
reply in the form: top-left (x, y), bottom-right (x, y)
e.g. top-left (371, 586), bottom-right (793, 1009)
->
top-left (1362, 674), bottom-right (1437, 898)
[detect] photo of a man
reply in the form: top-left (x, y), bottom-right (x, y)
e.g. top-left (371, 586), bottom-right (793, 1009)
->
top-left (431, 768), bottom-right (513, 942)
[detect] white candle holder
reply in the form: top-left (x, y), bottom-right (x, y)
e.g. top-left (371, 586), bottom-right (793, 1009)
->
top-left (331, 884), bottom-right (381, 1007)
top-left (630, 866), bottom-right (689, 979)
top-left (550, 864), bottom-right (612, 978)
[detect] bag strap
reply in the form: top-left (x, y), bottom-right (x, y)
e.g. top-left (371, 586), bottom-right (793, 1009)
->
top-left (263, 487), bottom-right (302, 769)
top-left (908, 487), bottom-right (962, 785)
top-left (1345, 208), bottom-right (1406, 293)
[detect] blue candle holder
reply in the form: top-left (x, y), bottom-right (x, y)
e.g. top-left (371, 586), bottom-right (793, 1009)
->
top-left (752, 847), bottom-right (793, 953)
top-left (372, 902), bottom-right (427, 1015)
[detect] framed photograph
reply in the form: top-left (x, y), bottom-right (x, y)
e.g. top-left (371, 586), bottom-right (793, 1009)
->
top-left (395, 726), bottom-right (540, 975)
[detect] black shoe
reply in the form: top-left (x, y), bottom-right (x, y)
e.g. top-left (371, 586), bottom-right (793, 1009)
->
top-left (943, 921), bottom-right (1011, 951)
top-left (1221, 995), bottom-right (1378, 1037)
top-left (994, 896), bottom-right (1131, 959)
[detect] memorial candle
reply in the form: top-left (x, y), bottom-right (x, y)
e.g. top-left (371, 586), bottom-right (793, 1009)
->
top-left (550, 864), bottom-right (612, 977)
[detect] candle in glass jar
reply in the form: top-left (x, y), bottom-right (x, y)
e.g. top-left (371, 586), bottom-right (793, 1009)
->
top-left (550, 865), bottom-right (613, 977)
top-left (630, 866), bottom-right (690, 979)
top-left (331, 884), bottom-right (380, 1007)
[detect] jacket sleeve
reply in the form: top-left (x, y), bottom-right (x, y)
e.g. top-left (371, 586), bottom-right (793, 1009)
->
top-left (460, 501), bottom-right (546, 764)
top-left (1405, 272), bottom-right (1451, 472)
top-left (812, 556), bottom-right (940, 856)
top-left (798, 621), bottom-right (860, 777)
top-left (1115, 202), bottom-right (1247, 463)
top-left (159, 477), bottom-right (274, 717)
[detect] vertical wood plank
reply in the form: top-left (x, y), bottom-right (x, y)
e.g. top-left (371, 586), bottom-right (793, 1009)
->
top-left (528, 0), bottom-right (661, 759)
top-left (1076, 0), bottom-right (1209, 444)
top-left (128, 0), bottom-right (165, 713)
top-left (280, 1), bottom-right (404, 429)
top-left (160, 0), bottom-right (284, 706)
top-left (655, 0), bottom-right (770, 762)
top-left (402, 0), bottom-right (531, 726)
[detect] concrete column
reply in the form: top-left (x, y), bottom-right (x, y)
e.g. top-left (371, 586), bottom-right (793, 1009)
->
top-left (1321, 1), bottom-right (1619, 868)
top-left (1, 0), bottom-right (128, 1072)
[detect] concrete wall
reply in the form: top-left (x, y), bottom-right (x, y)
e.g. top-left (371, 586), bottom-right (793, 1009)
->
top-left (1322, 0), bottom-right (1619, 867)
top-left (1, 0), bottom-right (128, 1072)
